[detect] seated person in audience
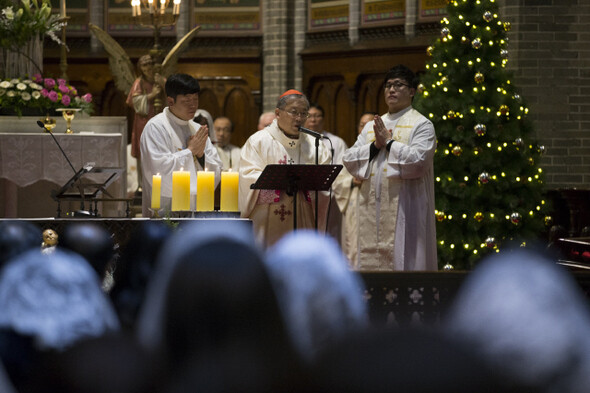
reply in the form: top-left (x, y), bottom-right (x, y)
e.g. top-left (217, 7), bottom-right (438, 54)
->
top-left (257, 111), bottom-right (276, 130)
top-left (213, 116), bottom-right (241, 171)
top-left (136, 221), bottom-right (302, 390)
top-left (265, 230), bottom-right (368, 364)
top-left (0, 250), bottom-right (119, 391)
top-left (0, 220), bottom-right (41, 268)
top-left (140, 74), bottom-right (222, 217)
top-left (444, 249), bottom-right (590, 392)
top-left (239, 90), bottom-right (331, 247)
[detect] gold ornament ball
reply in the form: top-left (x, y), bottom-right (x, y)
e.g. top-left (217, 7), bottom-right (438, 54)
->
top-left (485, 237), bottom-right (496, 248)
top-left (436, 211), bottom-right (446, 222)
top-left (483, 11), bottom-right (493, 22)
top-left (447, 110), bottom-right (456, 119)
top-left (427, 46), bottom-right (435, 56)
top-left (441, 76), bottom-right (448, 84)
top-left (472, 38), bottom-right (482, 49)
top-left (474, 72), bottom-right (485, 83)
top-left (544, 216), bottom-right (553, 226)
top-left (417, 83), bottom-right (425, 93)
top-left (478, 172), bottom-right (490, 184)
top-left (499, 105), bottom-right (509, 115)
top-left (441, 27), bottom-right (450, 37)
top-left (504, 21), bottom-right (512, 31)
top-left (510, 212), bottom-right (522, 225)
top-left (474, 212), bottom-right (484, 222)
top-left (452, 145), bottom-right (463, 156)
top-left (474, 123), bottom-right (487, 136)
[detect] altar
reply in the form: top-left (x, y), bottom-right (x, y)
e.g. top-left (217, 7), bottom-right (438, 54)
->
top-left (0, 116), bottom-right (128, 218)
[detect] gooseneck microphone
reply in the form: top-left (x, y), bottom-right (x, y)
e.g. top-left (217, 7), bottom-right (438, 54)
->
top-left (298, 126), bottom-right (325, 139)
top-left (37, 120), bottom-right (77, 175)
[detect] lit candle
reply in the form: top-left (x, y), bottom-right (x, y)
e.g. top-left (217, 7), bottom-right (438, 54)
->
top-left (160, 0), bottom-right (165, 14)
top-left (196, 170), bottom-right (215, 211)
top-left (172, 168), bottom-right (191, 211)
top-left (151, 173), bottom-right (161, 210)
top-left (173, 0), bottom-right (180, 14)
top-left (220, 170), bottom-right (239, 212)
top-left (60, 0), bottom-right (66, 18)
top-left (148, 0), bottom-right (154, 14)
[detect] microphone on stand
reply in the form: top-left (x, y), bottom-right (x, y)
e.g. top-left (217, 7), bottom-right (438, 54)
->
top-left (37, 120), bottom-right (77, 175)
top-left (37, 120), bottom-right (92, 217)
top-left (298, 126), bottom-right (326, 139)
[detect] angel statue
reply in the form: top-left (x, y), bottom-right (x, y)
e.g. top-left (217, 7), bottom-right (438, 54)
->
top-left (88, 23), bottom-right (201, 193)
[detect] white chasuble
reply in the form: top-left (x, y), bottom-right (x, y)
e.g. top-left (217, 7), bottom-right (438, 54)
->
top-left (140, 108), bottom-right (223, 217)
top-left (239, 120), bottom-right (331, 247)
top-left (343, 107), bottom-right (438, 271)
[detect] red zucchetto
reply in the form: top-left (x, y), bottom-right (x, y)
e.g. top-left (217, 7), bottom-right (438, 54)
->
top-left (279, 89), bottom-right (303, 99)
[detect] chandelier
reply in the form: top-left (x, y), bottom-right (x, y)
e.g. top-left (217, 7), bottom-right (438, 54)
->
top-left (130, 0), bottom-right (181, 60)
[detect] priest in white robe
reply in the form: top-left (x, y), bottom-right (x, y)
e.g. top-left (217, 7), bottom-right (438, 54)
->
top-left (343, 65), bottom-right (437, 271)
top-left (239, 89), bottom-right (331, 247)
top-left (140, 74), bottom-right (222, 217)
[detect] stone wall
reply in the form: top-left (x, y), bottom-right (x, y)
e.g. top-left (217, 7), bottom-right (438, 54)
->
top-left (499, 0), bottom-right (590, 189)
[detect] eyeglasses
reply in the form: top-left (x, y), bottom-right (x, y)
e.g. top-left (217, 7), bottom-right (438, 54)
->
top-left (385, 81), bottom-right (410, 91)
top-left (280, 109), bottom-right (310, 119)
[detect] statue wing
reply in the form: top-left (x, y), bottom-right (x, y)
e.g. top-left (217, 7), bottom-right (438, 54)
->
top-left (88, 23), bottom-right (136, 95)
top-left (161, 25), bottom-right (201, 77)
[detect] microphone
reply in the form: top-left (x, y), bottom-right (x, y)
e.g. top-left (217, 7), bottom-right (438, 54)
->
top-left (37, 120), bottom-right (77, 175)
top-left (298, 126), bottom-right (325, 139)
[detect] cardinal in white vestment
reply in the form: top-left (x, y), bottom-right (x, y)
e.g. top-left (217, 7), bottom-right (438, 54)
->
top-left (140, 74), bottom-right (222, 217)
top-left (239, 90), bottom-right (331, 248)
top-left (343, 65), bottom-right (437, 271)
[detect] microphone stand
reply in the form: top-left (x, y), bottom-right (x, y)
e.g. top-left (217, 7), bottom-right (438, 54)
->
top-left (37, 121), bottom-right (92, 217)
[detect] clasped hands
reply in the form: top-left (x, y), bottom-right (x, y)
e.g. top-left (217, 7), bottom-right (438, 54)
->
top-left (187, 124), bottom-right (208, 158)
top-left (373, 114), bottom-right (392, 149)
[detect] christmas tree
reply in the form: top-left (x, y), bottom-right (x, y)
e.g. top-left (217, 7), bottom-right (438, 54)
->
top-left (413, 0), bottom-right (549, 270)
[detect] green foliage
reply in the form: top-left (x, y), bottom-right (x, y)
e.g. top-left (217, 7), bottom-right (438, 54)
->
top-left (0, 0), bottom-right (64, 50)
top-left (413, 0), bottom-right (549, 269)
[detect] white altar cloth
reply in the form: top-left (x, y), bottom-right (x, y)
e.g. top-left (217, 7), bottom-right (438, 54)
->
top-left (0, 133), bottom-right (126, 217)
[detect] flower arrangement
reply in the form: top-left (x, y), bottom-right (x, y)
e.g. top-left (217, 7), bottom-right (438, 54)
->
top-left (0, 0), bottom-right (64, 51)
top-left (0, 75), bottom-right (93, 116)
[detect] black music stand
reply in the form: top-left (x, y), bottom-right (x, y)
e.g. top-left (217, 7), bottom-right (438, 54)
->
top-left (250, 164), bottom-right (342, 230)
top-left (51, 163), bottom-right (124, 217)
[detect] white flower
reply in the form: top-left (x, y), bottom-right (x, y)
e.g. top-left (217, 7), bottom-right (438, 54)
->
top-left (0, 81), bottom-right (11, 89)
top-left (16, 83), bottom-right (26, 91)
top-left (9, 79), bottom-right (19, 84)
top-left (21, 92), bottom-right (31, 101)
top-left (22, 79), bottom-right (32, 84)
top-left (29, 82), bottom-right (42, 90)
top-left (6, 90), bottom-right (16, 97)
top-left (32, 91), bottom-right (41, 99)
top-left (2, 7), bottom-right (14, 20)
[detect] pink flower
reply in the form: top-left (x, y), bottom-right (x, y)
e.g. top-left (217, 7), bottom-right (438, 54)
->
top-left (44, 78), bottom-right (55, 89)
top-left (58, 84), bottom-right (69, 94)
top-left (57, 78), bottom-right (66, 86)
top-left (32, 74), bottom-right (42, 82)
top-left (48, 90), bottom-right (59, 102)
top-left (82, 93), bottom-right (92, 103)
top-left (41, 88), bottom-right (49, 97)
top-left (61, 95), bottom-right (71, 106)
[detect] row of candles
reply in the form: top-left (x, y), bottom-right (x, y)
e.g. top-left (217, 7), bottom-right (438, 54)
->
top-left (151, 169), bottom-right (239, 212)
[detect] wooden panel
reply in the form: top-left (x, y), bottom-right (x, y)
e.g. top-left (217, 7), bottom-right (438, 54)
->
top-left (223, 87), bottom-right (257, 147)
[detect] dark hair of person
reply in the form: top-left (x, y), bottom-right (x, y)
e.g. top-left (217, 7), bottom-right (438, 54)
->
top-left (309, 103), bottom-right (324, 117)
top-left (383, 64), bottom-right (418, 89)
top-left (165, 74), bottom-right (201, 100)
top-left (360, 111), bottom-right (378, 117)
